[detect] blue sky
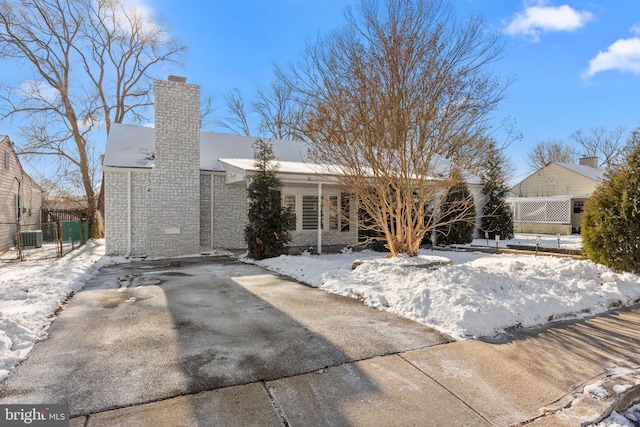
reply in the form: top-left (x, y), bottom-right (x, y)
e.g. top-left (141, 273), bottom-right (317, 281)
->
top-left (3, 1), bottom-right (640, 185)
top-left (152, 0), bottom-right (640, 183)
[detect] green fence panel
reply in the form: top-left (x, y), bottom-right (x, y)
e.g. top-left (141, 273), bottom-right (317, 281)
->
top-left (61, 220), bottom-right (82, 244)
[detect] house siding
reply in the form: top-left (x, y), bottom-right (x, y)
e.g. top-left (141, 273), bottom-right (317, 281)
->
top-left (0, 136), bottom-right (43, 251)
top-left (512, 164), bottom-right (599, 197)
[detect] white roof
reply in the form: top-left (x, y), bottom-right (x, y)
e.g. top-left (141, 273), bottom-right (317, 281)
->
top-left (553, 162), bottom-right (605, 181)
top-left (103, 123), bottom-right (310, 171)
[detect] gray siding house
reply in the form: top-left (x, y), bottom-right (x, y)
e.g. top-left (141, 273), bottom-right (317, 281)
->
top-left (0, 135), bottom-right (44, 251)
top-left (103, 77), bottom-right (357, 258)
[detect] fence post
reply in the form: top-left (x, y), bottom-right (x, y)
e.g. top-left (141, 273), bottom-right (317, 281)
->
top-left (57, 221), bottom-right (63, 257)
top-left (16, 221), bottom-right (23, 261)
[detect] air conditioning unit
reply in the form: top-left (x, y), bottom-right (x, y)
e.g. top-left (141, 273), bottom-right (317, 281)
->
top-left (20, 230), bottom-right (43, 248)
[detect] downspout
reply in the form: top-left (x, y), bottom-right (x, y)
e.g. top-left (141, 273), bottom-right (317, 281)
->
top-left (126, 170), bottom-right (132, 257)
top-left (317, 182), bottom-right (322, 254)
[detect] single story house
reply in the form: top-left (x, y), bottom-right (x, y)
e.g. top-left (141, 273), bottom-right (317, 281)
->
top-left (103, 77), bottom-right (358, 258)
top-left (0, 134), bottom-right (44, 251)
top-left (104, 76), bottom-right (487, 258)
top-left (507, 158), bottom-right (604, 234)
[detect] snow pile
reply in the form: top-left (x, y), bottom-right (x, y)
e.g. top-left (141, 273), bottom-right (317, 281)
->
top-left (257, 240), bottom-right (640, 339)
top-left (0, 240), bottom-right (114, 382)
top-left (597, 404), bottom-right (640, 426)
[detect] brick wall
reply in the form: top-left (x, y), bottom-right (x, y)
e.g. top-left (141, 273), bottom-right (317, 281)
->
top-left (211, 174), bottom-right (248, 249)
top-left (146, 79), bottom-right (201, 257)
top-left (104, 169), bottom-right (151, 256)
top-left (104, 171), bottom-right (127, 255)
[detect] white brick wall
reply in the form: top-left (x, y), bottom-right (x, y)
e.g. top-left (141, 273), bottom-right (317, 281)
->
top-left (146, 79), bottom-right (201, 257)
top-left (104, 169), bottom-right (151, 256)
top-left (211, 174), bottom-right (248, 249)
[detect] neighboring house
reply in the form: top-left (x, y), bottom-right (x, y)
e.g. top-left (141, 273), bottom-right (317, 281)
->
top-left (507, 157), bottom-right (604, 234)
top-left (103, 77), bottom-right (358, 258)
top-left (0, 135), bottom-right (44, 251)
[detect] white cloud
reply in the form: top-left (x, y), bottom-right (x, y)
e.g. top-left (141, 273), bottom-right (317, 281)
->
top-left (18, 80), bottom-right (58, 104)
top-left (584, 37), bottom-right (640, 78)
top-left (631, 24), bottom-right (640, 36)
top-left (504, 3), bottom-right (594, 42)
top-left (100, 0), bottom-right (161, 37)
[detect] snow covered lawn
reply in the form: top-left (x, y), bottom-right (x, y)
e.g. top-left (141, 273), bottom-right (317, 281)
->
top-left (0, 240), bottom-right (115, 382)
top-left (256, 234), bottom-right (640, 340)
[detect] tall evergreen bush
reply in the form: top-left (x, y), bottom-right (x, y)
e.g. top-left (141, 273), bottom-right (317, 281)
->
top-left (244, 138), bottom-right (293, 260)
top-left (582, 140), bottom-right (640, 273)
top-left (480, 143), bottom-right (514, 240)
top-left (437, 178), bottom-right (476, 245)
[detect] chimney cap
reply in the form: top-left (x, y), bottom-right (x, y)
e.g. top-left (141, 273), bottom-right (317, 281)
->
top-left (167, 75), bottom-right (187, 83)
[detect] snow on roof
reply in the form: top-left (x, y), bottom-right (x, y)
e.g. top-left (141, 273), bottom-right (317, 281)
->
top-left (103, 123), bottom-right (309, 171)
top-left (219, 158), bottom-right (339, 176)
top-left (554, 162), bottom-right (605, 181)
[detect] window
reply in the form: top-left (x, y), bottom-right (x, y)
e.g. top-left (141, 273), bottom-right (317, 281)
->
top-left (302, 195), bottom-right (320, 230)
top-left (329, 196), bottom-right (338, 230)
top-left (286, 190), bottom-right (351, 233)
top-left (4, 151), bottom-right (9, 170)
top-left (283, 195), bottom-right (297, 231)
top-left (341, 193), bottom-right (351, 231)
top-left (573, 201), bottom-right (584, 214)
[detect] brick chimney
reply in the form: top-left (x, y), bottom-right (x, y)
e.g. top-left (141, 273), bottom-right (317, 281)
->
top-left (579, 157), bottom-right (598, 168)
top-left (146, 76), bottom-right (201, 257)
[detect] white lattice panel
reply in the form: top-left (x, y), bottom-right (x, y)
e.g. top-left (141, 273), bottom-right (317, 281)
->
top-left (508, 199), bottom-right (571, 224)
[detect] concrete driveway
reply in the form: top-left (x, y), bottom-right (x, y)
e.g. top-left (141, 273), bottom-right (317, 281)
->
top-left (0, 256), bottom-right (456, 423)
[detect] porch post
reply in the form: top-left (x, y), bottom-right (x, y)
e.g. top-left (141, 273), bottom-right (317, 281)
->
top-left (317, 182), bottom-right (322, 254)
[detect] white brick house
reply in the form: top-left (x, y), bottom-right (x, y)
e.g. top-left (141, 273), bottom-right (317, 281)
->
top-left (103, 77), bottom-right (357, 257)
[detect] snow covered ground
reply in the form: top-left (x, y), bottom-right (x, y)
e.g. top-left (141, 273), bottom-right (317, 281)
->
top-left (597, 404), bottom-right (640, 426)
top-left (0, 234), bottom-right (639, 425)
top-left (256, 234), bottom-right (640, 339)
top-left (0, 240), bottom-right (117, 382)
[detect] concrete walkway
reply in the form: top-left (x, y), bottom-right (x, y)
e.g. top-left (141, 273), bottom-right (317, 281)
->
top-left (1, 256), bottom-right (639, 426)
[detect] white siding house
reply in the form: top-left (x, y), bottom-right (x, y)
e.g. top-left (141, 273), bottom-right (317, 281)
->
top-left (103, 77), bottom-right (358, 257)
top-left (0, 135), bottom-right (44, 251)
top-left (508, 158), bottom-right (604, 234)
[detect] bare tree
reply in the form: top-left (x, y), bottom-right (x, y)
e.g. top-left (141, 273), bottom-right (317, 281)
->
top-left (280, 0), bottom-right (508, 256)
top-left (253, 73), bottom-right (305, 140)
top-left (0, 0), bottom-right (184, 237)
top-left (218, 76), bottom-right (304, 140)
top-left (218, 88), bottom-right (252, 136)
top-left (527, 139), bottom-right (576, 171)
top-left (199, 92), bottom-right (217, 131)
top-left (570, 126), bottom-right (626, 169)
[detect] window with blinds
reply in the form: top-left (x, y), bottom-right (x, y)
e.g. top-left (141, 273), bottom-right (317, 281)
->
top-left (302, 195), bottom-right (320, 230)
top-left (283, 194), bottom-right (297, 230)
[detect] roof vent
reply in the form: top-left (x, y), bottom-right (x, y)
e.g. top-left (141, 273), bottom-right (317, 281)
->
top-left (167, 75), bottom-right (187, 83)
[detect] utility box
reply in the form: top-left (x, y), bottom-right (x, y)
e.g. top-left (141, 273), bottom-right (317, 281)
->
top-left (20, 230), bottom-right (43, 248)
